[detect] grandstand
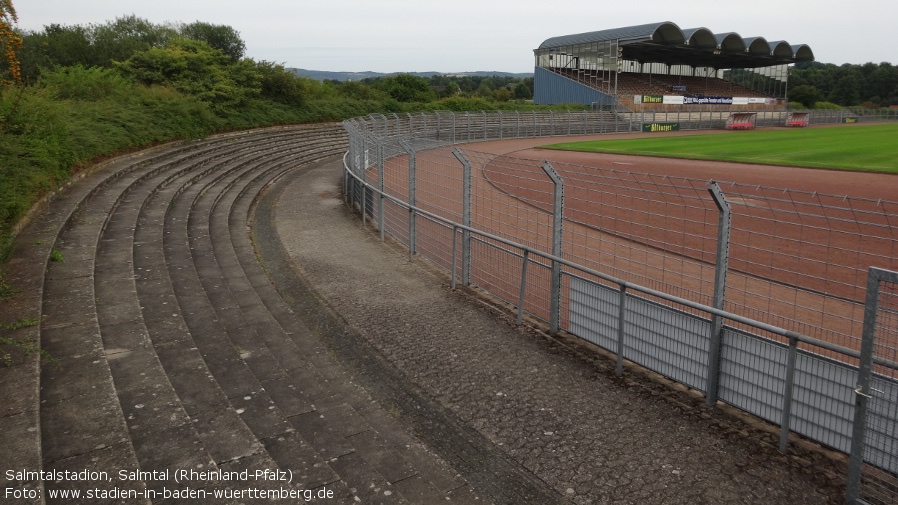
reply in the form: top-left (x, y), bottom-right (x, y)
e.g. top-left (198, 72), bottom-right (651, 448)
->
top-left (534, 22), bottom-right (814, 110)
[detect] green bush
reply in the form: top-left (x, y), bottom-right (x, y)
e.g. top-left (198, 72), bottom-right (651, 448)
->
top-left (0, 79), bottom-right (220, 262)
top-left (256, 61), bottom-right (306, 106)
top-left (115, 39), bottom-right (260, 113)
top-left (38, 65), bottom-right (134, 101)
top-left (433, 97), bottom-right (497, 112)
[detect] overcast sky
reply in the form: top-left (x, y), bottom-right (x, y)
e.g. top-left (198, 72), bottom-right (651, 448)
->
top-left (15, 0), bottom-right (897, 73)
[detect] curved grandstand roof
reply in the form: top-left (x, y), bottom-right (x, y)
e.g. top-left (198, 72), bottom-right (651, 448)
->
top-left (537, 21), bottom-right (814, 68)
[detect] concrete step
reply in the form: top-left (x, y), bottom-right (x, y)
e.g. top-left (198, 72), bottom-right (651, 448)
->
top-left (3, 123), bottom-right (487, 504)
top-left (1, 136), bottom-right (253, 504)
top-left (37, 129), bottom-right (311, 503)
top-left (2, 126), bottom-right (346, 504)
top-left (179, 126), bottom-right (476, 502)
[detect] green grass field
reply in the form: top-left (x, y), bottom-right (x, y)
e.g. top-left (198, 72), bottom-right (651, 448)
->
top-left (540, 124), bottom-right (898, 173)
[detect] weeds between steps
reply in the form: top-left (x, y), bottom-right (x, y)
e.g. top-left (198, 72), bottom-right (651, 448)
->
top-left (0, 273), bottom-right (56, 367)
top-left (0, 317), bottom-right (55, 367)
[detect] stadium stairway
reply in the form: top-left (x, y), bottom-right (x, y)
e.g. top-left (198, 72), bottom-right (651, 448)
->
top-left (0, 124), bottom-right (486, 504)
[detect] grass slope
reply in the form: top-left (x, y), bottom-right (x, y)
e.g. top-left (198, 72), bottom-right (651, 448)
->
top-left (541, 124), bottom-right (898, 173)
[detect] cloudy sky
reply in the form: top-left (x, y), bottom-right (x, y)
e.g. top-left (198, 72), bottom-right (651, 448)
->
top-left (15, 0), bottom-right (897, 73)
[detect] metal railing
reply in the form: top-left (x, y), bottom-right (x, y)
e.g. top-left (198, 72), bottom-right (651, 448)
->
top-left (341, 110), bottom-right (898, 504)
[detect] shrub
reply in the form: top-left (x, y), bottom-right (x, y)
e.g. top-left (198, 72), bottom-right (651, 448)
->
top-left (256, 61), bottom-right (306, 106)
top-left (38, 65), bottom-right (133, 101)
top-left (433, 97), bottom-right (497, 112)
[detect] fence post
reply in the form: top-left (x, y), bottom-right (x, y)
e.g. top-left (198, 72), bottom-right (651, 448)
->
top-left (451, 225), bottom-right (458, 290)
top-left (517, 250), bottom-right (530, 325)
top-left (378, 142), bottom-right (386, 242)
top-left (616, 284), bottom-right (627, 376)
top-left (350, 134), bottom-right (361, 209)
top-left (779, 335), bottom-right (799, 453)
top-left (343, 124), bottom-right (353, 204)
top-left (499, 111), bottom-right (504, 140)
top-left (399, 140), bottom-right (417, 261)
top-left (361, 141), bottom-right (368, 226)
top-left (451, 112), bottom-right (457, 144)
top-left (542, 161), bottom-right (564, 334)
top-left (706, 181), bottom-right (731, 406)
top-left (846, 267), bottom-right (898, 503)
top-left (453, 149), bottom-right (472, 286)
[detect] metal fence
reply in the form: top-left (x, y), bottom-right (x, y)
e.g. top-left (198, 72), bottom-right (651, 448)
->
top-left (354, 108), bottom-right (898, 141)
top-left (342, 110), bottom-right (898, 504)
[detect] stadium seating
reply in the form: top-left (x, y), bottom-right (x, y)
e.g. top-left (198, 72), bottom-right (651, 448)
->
top-left (549, 68), bottom-right (769, 99)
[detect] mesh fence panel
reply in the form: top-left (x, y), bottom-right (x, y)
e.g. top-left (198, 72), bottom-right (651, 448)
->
top-left (343, 113), bottom-right (898, 494)
top-left (351, 113), bottom-right (898, 364)
top-left (466, 150), bottom-right (556, 254)
top-left (717, 183), bottom-right (898, 355)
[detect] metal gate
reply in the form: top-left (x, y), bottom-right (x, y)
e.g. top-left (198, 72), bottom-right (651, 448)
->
top-left (847, 267), bottom-right (898, 505)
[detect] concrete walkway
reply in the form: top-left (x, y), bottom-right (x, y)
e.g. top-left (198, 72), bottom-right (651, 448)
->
top-left (258, 157), bottom-right (848, 505)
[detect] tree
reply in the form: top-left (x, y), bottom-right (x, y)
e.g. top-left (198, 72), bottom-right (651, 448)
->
top-left (179, 22), bottom-right (245, 62)
top-left (17, 16), bottom-right (177, 82)
top-left (790, 61), bottom-right (898, 107)
top-left (18, 24), bottom-right (91, 82)
top-left (0, 0), bottom-right (22, 85)
top-left (474, 82), bottom-right (493, 99)
top-left (513, 81), bottom-right (531, 100)
top-left (493, 87), bottom-right (512, 102)
top-left (870, 63), bottom-right (898, 103)
top-left (255, 60), bottom-right (305, 106)
top-left (787, 85), bottom-right (821, 109)
top-left (90, 15), bottom-right (177, 67)
top-left (336, 80), bottom-right (389, 101)
top-left (115, 38), bottom-right (259, 112)
top-left (374, 74), bottom-right (435, 103)
top-left (828, 67), bottom-right (861, 106)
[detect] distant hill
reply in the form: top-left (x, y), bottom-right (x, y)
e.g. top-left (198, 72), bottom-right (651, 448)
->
top-left (291, 69), bottom-right (534, 81)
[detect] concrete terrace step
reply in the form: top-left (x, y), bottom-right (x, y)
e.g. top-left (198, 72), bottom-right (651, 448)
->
top-left (39, 128), bottom-right (327, 503)
top-left (0, 136), bottom-right (250, 504)
top-left (1, 124), bottom-right (483, 504)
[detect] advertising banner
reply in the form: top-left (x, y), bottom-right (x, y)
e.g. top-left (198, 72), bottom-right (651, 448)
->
top-left (637, 95), bottom-right (772, 106)
top-left (635, 95), bottom-right (664, 104)
top-left (642, 122), bottom-right (680, 132)
top-left (683, 96), bottom-right (734, 105)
